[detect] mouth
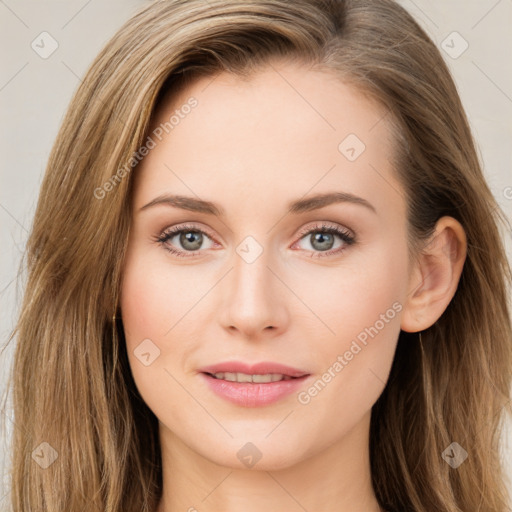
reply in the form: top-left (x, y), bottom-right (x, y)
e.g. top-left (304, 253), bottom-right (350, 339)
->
top-left (199, 369), bottom-right (311, 407)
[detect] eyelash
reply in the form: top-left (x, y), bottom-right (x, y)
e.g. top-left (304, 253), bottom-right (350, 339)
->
top-left (155, 222), bottom-right (356, 259)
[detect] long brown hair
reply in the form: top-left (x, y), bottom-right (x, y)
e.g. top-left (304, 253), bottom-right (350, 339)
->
top-left (3, 0), bottom-right (511, 510)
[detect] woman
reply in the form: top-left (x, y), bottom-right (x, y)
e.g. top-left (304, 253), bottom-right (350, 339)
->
top-left (4, 0), bottom-right (511, 511)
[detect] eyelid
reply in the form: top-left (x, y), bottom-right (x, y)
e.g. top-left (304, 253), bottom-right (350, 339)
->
top-left (295, 221), bottom-right (354, 240)
top-left (159, 222), bottom-right (218, 242)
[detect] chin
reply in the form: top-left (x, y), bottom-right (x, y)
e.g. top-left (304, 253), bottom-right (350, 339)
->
top-left (197, 437), bottom-right (307, 472)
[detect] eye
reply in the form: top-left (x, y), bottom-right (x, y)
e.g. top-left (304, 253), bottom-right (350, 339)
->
top-left (155, 223), bottom-right (217, 257)
top-left (155, 221), bottom-right (356, 259)
top-left (292, 222), bottom-right (356, 258)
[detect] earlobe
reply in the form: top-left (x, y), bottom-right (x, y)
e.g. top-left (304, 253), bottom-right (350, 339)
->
top-left (400, 216), bottom-right (467, 333)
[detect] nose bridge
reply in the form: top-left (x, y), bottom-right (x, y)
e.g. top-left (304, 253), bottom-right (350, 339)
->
top-left (220, 234), bottom-right (287, 336)
top-left (231, 235), bottom-right (275, 308)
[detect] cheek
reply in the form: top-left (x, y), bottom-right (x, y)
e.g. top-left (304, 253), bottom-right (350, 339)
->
top-left (119, 248), bottom-right (189, 416)
top-left (120, 245), bottom-right (205, 349)
top-left (302, 236), bottom-right (406, 338)
top-left (295, 235), bottom-right (407, 388)
top-left (119, 245), bottom-right (217, 402)
top-left (293, 242), bottom-right (405, 429)
top-left (119, 243), bottom-right (176, 370)
top-left (120, 262), bottom-right (164, 350)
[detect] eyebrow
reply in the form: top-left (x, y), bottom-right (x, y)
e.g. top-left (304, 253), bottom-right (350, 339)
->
top-left (139, 191), bottom-right (377, 216)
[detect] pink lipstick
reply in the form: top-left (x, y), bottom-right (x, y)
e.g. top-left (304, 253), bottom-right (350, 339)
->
top-left (198, 361), bottom-right (311, 407)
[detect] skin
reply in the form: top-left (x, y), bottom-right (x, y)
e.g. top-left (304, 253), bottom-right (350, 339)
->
top-left (120, 59), bottom-right (467, 512)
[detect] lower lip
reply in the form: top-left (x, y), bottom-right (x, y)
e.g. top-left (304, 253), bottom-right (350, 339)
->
top-left (200, 372), bottom-right (311, 407)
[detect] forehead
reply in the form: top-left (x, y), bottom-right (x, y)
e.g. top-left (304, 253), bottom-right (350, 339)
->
top-left (133, 61), bottom-right (404, 223)
top-left (151, 61), bottom-right (390, 143)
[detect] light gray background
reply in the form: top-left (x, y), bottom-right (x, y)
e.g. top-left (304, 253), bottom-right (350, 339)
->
top-left (1, 0), bottom-right (511, 507)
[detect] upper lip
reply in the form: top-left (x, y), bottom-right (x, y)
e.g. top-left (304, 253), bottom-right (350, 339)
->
top-left (198, 361), bottom-right (310, 378)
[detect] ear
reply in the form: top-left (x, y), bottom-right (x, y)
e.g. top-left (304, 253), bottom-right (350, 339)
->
top-left (401, 216), bottom-right (467, 333)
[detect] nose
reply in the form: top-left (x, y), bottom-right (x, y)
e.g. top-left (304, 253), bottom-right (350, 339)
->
top-left (218, 243), bottom-right (290, 340)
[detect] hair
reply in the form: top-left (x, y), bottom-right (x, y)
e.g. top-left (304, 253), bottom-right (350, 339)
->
top-left (2, 0), bottom-right (511, 510)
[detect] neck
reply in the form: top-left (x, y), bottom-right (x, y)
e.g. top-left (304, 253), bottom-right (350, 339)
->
top-left (155, 410), bottom-right (383, 512)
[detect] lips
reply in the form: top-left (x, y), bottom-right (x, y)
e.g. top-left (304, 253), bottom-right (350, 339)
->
top-left (198, 361), bottom-right (312, 407)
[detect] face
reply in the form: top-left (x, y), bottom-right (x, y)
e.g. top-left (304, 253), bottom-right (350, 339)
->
top-left (120, 60), bottom-right (412, 470)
